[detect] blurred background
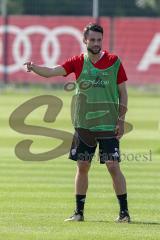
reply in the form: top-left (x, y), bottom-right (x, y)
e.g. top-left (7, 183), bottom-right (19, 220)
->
top-left (0, 0), bottom-right (160, 86)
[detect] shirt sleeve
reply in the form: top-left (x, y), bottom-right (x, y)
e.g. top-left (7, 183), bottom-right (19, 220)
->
top-left (117, 63), bottom-right (128, 84)
top-left (61, 57), bottom-right (75, 76)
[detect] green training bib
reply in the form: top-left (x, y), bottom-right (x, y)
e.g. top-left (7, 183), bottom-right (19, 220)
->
top-left (72, 54), bottom-right (121, 131)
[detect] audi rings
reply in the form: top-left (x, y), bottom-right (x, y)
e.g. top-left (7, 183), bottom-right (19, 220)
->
top-left (0, 25), bottom-right (86, 73)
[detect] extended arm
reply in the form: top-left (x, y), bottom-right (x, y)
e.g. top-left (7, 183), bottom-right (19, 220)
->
top-left (24, 62), bottom-right (67, 78)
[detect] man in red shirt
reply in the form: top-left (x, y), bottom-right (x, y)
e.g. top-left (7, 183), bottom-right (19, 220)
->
top-left (24, 23), bottom-right (131, 223)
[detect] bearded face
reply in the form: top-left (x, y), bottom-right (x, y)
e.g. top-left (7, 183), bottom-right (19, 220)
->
top-left (84, 30), bottom-right (103, 55)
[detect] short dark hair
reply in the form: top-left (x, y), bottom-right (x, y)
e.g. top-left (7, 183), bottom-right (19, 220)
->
top-left (83, 23), bottom-right (103, 39)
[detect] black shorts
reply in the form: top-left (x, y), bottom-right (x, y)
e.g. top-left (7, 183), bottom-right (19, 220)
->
top-left (69, 128), bottom-right (120, 163)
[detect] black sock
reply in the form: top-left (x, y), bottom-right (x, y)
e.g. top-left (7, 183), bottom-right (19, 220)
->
top-left (117, 193), bottom-right (128, 212)
top-left (75, 194), bottom-right (86, 215)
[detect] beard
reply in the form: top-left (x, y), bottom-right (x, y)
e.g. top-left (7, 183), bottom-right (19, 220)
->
top-left (87, 46), bottom-right (101, 54)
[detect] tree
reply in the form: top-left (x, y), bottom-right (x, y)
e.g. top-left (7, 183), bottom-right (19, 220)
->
top-left (6, 0), bottom-right (24, 14)
top-left (136, 0), bottom-right (160, 14)
top-left (2, 0), bottom-right (160, 17)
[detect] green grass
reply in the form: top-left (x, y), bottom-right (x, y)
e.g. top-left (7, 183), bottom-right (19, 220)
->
top-left (0, 86), bottom-right (160, 240)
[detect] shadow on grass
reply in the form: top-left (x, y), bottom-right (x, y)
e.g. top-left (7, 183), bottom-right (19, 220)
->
top-left (85, 220), bottom-right (160, 225)
top-left (131, 221), bottom-right (160, 225)
top-left (85, 220), bottom-right (110, 223)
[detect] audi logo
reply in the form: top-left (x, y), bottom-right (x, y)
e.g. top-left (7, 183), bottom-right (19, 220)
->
top-left (0, 25), bottom-right (85, 73)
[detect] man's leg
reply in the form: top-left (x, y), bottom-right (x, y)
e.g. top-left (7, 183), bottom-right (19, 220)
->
top-left (64, 160), bottom-right (91, 222)
top-left (106, 161), bottom-right (130, 222)
top-left (75, 160), bottom-right (91, 214)
top-left (106, 161), bottom-right (126, 195)
top-left (65, 129), bottom-right (96, 222)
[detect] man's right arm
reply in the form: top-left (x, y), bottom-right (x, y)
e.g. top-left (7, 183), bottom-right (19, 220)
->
top-left (24, 62), bottom-right (67, 78)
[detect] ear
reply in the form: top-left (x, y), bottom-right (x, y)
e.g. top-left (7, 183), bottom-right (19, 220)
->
top-left (83, 37), bottom-right (87, 44)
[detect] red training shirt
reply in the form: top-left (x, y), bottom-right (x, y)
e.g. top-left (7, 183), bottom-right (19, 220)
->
top-left (62, 50), bottom-right (127, 84)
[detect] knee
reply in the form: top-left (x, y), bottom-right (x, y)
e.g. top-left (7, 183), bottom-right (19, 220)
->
top-left (77, 161), bottom-right (90, 174)
top-left (106, 162), bottom-right (120, 176)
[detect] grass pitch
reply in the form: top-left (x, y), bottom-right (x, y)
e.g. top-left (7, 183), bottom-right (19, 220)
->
top-left (0, 86), bottom-right (160, 240)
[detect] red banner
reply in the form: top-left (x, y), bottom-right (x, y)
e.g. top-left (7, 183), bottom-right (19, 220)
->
top-left (114, 18), bottom-right (160, 84)
top-left (0, 16), bottom-right (160, 84)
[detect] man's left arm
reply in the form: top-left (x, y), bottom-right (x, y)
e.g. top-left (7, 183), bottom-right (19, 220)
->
top-left (115, 82), bottom-right (128, 139)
